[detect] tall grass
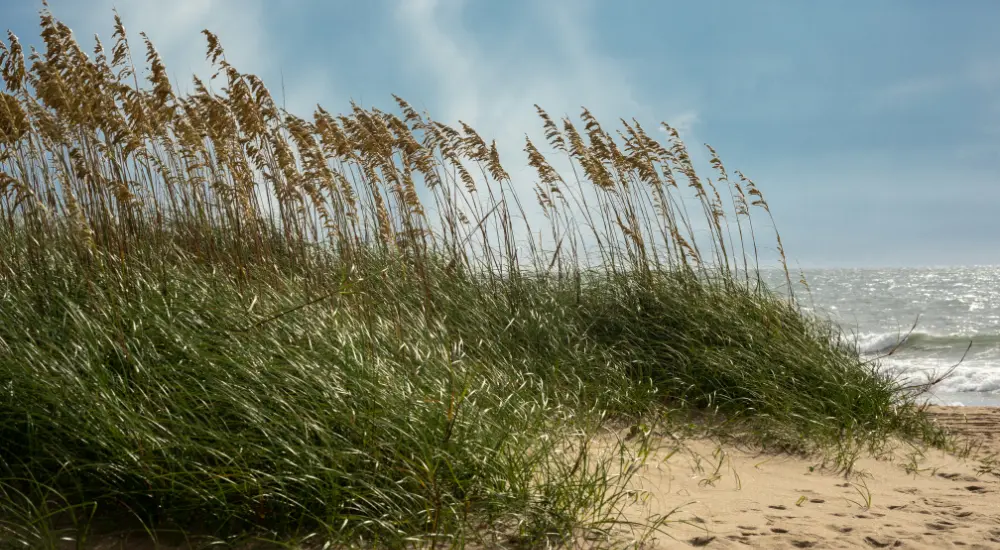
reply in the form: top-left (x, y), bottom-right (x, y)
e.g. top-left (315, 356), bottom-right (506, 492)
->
top-left (0, 7), bottom-right (946, 548)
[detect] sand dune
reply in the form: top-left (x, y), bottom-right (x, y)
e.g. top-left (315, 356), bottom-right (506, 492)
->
top-left (52, 409), bottom-right (1000, 549)
top-left (619, 407), bottom-right (1000, 549)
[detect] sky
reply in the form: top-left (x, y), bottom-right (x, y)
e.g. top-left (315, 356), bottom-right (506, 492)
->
top-left (3, 0), bottom-right (999, 268)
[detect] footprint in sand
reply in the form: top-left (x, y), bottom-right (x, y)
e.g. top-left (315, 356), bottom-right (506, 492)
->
top-left (687, 535), bottom-right (716, 546)
top-left (938, 472), bottom-right (980, 482)
top-left (864, 536), bottom-right (902, 548)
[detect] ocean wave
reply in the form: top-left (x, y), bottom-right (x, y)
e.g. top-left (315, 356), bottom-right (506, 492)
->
top-left (880, 356), bottom-right (1000, 395)
top-left (838, 331), bottom-right (1000, 355)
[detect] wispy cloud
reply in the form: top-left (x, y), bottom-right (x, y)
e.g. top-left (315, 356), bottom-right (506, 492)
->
top-left (392, 0), bottom-right (655, 148)
top-left (873, 57), bottom-right (1000, 110)
top-left (392, 0), bottom-right (701, 260)
top-left (45, 0), bottom-right (334, 116)
top-left (54, 0), bottom-right (267, 77)
top-left (875, 75), bottom-right (952, 105)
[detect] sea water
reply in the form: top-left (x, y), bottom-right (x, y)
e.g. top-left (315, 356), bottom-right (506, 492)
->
top-left (763, 267), bottom-right (1000, 407)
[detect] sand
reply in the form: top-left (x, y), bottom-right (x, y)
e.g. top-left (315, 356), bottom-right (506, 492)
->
top-left (617, 406), bottom-right (1000, 549)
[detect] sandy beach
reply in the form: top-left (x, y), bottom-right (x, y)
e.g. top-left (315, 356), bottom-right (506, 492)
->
top-left (621, 407), bottom-right (1000, 549)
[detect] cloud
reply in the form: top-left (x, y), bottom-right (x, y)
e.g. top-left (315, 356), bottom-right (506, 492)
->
top-left (391, 0), bottom-right (701, 264)
top-left (966, 58), bottom-right (1000, 89)
top-left (55, 0), bottom-right (265, 70)
top-left (872, 57), bottom-right (1000, 110)
top-left (390, 0), bottom-right (702, 161)
top-left (659, 110), bottom-right (700, 136)
top-left (42, 0), bottom-right (334, 112)
top-left (875, 75), bottom-right (952, 105)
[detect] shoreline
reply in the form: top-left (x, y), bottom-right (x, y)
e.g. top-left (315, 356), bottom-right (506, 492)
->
top-left (924, 392), bottom-right (1000, 407)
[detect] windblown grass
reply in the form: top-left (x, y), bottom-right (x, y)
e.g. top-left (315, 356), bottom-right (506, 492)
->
top-left (0, 6), bottom-right (948, 548)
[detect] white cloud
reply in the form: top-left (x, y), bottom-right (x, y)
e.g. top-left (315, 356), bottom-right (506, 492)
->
top-left (659, 110), bottom-right (700, 136)
top-left (392, 0), bottom-right (699, 150)
top-left (42, 0), bottom-right (330, 113)
top-left (966, 59), bottom-right (1000, 90)
top-left (51, 0), bottom-right (266, 71)
top-left (873, 57), bottom-right (1000, 110)
top-left (392, 0), bottom-right (701, 266)
top-left (875, 75), bottom-right (951, 105)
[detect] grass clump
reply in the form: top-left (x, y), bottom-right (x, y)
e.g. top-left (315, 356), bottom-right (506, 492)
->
top-left (0, 6), bottom-right (947, 548)
top-left (0, 247), bottom-right (635, 547)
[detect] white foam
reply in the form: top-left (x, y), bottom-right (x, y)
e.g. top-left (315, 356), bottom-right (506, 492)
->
top-left (880, 356), bottom-right (1000, 394)
top-left (843, 331), bottom-right (910, 355)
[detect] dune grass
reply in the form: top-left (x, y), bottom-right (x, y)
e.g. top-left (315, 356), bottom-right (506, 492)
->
top-left (0, 6), bottom-right (950, 548)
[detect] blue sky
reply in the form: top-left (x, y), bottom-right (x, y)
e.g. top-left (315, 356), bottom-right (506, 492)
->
top-left (4, 0), bottom-right (999, 267)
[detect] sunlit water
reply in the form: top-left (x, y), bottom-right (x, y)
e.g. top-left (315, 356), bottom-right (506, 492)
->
top-left (763, 267), bottom-right (1000, 407)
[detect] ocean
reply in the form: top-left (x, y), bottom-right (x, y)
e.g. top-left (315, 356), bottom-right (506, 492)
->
top-left (764, 267), bottom-right (1000, 407)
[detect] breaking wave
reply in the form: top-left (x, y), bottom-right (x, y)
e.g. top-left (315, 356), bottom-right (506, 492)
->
top-left (839, 331), bottom-right (1000, 355)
